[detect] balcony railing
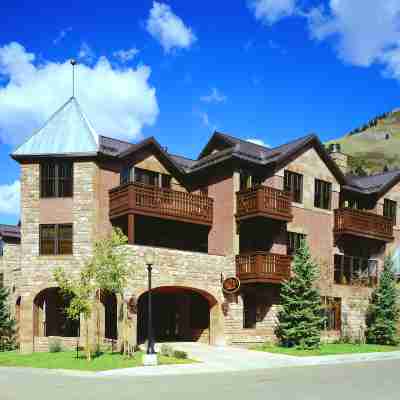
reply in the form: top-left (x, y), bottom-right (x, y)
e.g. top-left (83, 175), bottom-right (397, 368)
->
top-left (109, 183), bottom-right (213, 226)
top-left (334, 254), bottom-right (378, 287)
top-left (236, 252), bottom-right (292, 284)
top-left (236, 186), bottom-right (293, 222)
top-left (334, 208), bottom-right (394, 242)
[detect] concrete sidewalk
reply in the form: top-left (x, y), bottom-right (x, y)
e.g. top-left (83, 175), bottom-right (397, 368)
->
top-left (97, 342), bottom-right (400, 377)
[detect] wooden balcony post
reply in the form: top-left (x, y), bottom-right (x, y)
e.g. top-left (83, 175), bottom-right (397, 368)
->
top-left (128, 213), bottom-right (135, 245)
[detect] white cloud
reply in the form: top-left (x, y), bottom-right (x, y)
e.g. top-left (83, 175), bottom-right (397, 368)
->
top-left (307, 0), bottom-right (400, 68)
top-left (200, 88), bottom-right (227, 103)
top-left (78, 42), bottom-right (96, 63)
top-left (246, 138), bottom-right (271, 148)
top-left (0, 180), bottom-right (20, 215)
top-left (197, 111), bottom-right (217, 131)
top-left (53, 27), bottom-right (72, 45)
top-left (113, 47), bottom-right (140, 63)
top-left (146, 1), bottom-right (197, 53)
top-left (0, 42), bottom-right (159, 145)
top-left (248, 0), bottom-right (297, 25)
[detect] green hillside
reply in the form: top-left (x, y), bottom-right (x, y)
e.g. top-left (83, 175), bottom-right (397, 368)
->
top-left (327, 110), bottom-right (400, 175)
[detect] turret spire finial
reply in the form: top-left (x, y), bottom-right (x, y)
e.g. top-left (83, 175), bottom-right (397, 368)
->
top-left (70, 59), bottom-right (77, 98)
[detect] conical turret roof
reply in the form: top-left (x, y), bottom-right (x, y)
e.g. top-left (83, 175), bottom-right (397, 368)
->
top-left (13, 97), bottom-right (99, 157)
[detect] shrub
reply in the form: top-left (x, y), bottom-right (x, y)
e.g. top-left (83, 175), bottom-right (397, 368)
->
top-left (48, 338), bottom-right (63, 353)
top-left (160, 344), bottom-right (174, 357)
top-left (173, 350), bottom-right (188, 359)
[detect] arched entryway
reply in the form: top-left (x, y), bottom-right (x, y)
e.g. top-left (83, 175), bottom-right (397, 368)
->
top-left (33, 288), bottom-right (79, 337)
top-left (137, 287), bottom-right (216, 344)
top-left (99, 290), bottom-right (118, 340)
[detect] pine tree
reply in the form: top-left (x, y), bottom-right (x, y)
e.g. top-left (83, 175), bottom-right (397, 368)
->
top-left (0, 285), bottom-right (16, 351)
top-left (366, 256), bottom-right (399, 345)
top-left (275, 240), bottom-right (325, 349)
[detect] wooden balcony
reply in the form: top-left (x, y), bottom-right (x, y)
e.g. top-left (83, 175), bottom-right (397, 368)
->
top-left (236, 252), bottom-right (292, 284)
top-left (109, 183), bottom-right (213, 226)
top-left (236, 186), bottom-right (293, 222)
top-left (334, 208), bottom-right (393, 242)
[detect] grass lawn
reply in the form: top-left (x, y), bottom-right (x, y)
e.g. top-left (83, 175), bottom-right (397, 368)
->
top-left (0, 351), bottom-right (194, 372)
top-left (251, 343), bottom-right (400, 357)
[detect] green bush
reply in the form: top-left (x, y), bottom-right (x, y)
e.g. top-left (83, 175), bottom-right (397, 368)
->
top-left (160, 344), bottom-right (174, 357)
top-left (173, 350), bottom-right (188, 359)
top-left (48, 338), bottom-right (63, 353)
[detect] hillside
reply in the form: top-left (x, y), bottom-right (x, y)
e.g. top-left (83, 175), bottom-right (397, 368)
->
top-left (328, 110), bottom-right (400, 175)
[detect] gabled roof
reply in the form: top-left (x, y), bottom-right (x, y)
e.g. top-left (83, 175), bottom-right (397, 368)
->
top-left (12, 97), bottom-right (99, 158)
top-left (118, 136), bottom-right (187, 178)
top-left (0, 224), bottom-right (20, 241)
top-left (344, 169), bottom-right (400, 196)
top-left (99, 135), bottom-right (132, 156)
top-left (192, 131), bottom-right (346, 183)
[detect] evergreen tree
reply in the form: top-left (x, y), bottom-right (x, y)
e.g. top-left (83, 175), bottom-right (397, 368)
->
top-left (366, 256), bottom-right (399, 345)
top-left (0, 285), bottom-right (16, 351)
top-left (276, 240), bottom-right (325, 349)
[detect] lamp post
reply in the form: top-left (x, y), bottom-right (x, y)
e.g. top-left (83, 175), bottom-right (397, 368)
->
top-left (143, 249), bottom-right (157, 366)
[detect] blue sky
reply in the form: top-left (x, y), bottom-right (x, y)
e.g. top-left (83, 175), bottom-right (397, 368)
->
top-left (1, 0), bottom-right (400, 224)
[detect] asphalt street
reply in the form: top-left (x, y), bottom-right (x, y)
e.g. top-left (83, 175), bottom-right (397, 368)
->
top-left (1, 359), bottom-right (399, 400)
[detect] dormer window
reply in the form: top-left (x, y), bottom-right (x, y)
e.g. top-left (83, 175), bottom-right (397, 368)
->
top-left (40, 162), bottom-right (73, 198)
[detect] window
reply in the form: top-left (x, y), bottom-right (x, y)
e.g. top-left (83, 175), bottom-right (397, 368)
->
top-left (40, 162), bottom-right (73, 198)
top-left (39, 224), bottom-right (73, 255)
top-left (120, 166), bottom-right (130, 185)
top-left (287, 232), bottom-right (306, 255)
top-left (161, 174), bottom-right (171, 189)
top-left (243, 294), bottom-right (257, 329)
top-left (334, 254), bottom-right (378, 286)
top-left (284, 170), bottom-right (303, 203)
top-left (321, 297), bottom-right (341, 331)
top-left (134, 168), bottom-right (158, 186)
top-left (314, 179), bottom-right (332, 210)
top-left (384, 199), bottom-right (397, 224)
top-left (240, 172), bottom-right (263, 190)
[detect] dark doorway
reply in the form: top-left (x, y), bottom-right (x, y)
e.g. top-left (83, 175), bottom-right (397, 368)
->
top-left (100, 290), bottom-right (118, 340)
top-left (137, 287), bottom-right (210, 344)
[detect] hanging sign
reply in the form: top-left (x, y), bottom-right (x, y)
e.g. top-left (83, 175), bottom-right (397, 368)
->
top-left (222, 276), bottom-right (240, 294)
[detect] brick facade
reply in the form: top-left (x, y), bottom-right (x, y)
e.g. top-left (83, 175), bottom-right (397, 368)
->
top-left (3, 134), bottom-right (400, 352)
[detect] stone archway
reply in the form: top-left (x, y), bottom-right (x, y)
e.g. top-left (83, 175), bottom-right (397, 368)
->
top-left (137, 286), bottom-right (218, 345)
top-left (33, 287), bottom-right (79, 337)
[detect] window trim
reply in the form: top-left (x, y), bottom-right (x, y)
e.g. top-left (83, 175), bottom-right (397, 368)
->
top-left (40, 162), bottom-right (73, 198)
top-left (383, 198), bottom-right (397, 225)
top-left (321, 296), bottom-right (341, 331)
top-left (39, 224), bottom-right (73, 256)
top-left (314, 178), bottom-right (332, 210)
top-left (284, 170), bottom-right (303, 203)
top-left (287, 232), bottom-right (306, 256)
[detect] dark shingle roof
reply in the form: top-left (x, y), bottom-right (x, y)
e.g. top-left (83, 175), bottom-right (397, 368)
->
top-left (99, 135), bottom-right (133, 156)
top-left (345, 169), bottom-right (400, 194)
top-left (168, 154), bottom-right (197, 171)
top-left (0, 224), bottom-right (20, 241)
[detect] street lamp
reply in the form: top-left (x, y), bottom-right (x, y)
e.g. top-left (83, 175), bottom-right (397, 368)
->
top-left (143, 248), bottom-right (157, 366)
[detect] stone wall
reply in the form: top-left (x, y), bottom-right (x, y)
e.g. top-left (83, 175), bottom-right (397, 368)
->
top-left (18, 161), bottom-right (99, 352)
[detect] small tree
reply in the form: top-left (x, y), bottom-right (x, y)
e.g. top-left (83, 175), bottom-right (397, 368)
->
top-left (54, 266), bottom-right (96, 360)
top-left (276, 240), bottom-right (325, 349)
top-left (54, 228), bottom-right (132, 360)
top-left (366, 255), bottom-right (399, 345)
top-left (88, 228), bottom-right (133, 355)
top-left (0, 285), bottom-right (16, 351)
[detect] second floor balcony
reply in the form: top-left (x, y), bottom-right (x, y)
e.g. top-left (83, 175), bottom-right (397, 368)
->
top-left (334, 208), bottom-right (394, 242)
top-left (236, 252), bottom-right (292, 284)
top-left (236, 185), bottom-right (293, 222)
top-left (109, 183), bottom-right (213, 226)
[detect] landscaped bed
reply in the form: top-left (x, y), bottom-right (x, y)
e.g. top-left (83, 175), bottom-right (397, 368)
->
top-left (0, 351), bottom-right (194, 372)
top-left (251, 343), bottom-right (400, 357)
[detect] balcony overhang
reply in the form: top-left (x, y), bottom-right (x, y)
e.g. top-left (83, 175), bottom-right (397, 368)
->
top-left (109, 183), bottom-right (213, 226)
top-left (334, 208), bottom-right (394, 243)
top-left (236, 185), bottom-right (293, 223)
top-left (236, 252), bottom-right (292, 284)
